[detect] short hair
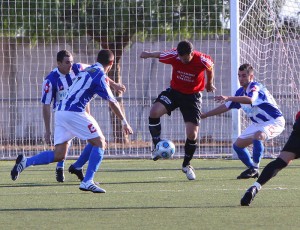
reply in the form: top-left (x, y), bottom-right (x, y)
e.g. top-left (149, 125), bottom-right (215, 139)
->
top-left (57, 50), bottom-right (72, 62)
top-left (239, 63), bottom-right (254, 74)
top-left (97, 49), bottom-right (114, 66)
top-left (177, 40), bottom-right (193, 56)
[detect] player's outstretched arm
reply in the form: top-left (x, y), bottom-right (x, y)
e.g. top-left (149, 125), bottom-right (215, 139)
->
top-left (201, 104), bottom-right (229, 119)
top-left (108, 101), bottom-right (133, 135)
top-left (140, 51), bottom-right (161, 59)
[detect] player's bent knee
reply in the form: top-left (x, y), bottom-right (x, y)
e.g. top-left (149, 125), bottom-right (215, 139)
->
top-left (253, 131), bottom-right (266, 141)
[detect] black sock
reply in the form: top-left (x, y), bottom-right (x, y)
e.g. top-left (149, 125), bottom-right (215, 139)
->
top-left (257, 158), bottom-right (288, 186)
top-left (182, 139), bottom-right (197, 167)
top-left (149, 117), bottom-right (161, 146)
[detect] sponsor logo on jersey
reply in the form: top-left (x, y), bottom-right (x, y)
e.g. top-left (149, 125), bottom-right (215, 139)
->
top-left (58, 91), bottom-right (67, 100)
top-left (44, 82), bottom-right (50, 93)
top-left (88, 124), bottom-right (97, 133)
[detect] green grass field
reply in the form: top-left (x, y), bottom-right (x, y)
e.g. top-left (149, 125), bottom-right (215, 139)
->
top-left (1, 158), bottom-right (300, 230)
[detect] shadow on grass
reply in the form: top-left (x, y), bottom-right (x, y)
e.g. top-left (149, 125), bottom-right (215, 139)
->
top-left (0, 205), bottom-right (241, 212)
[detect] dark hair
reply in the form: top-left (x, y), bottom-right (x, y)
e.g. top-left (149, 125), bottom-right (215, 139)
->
top-left (97, 49), bottom-right (114, 66)
top-left (177, 40), bottom-right (193, 56)
top-left (57, 50), bottom-right (72, 62)
top-left (239, 63), bottom-right (254, 74)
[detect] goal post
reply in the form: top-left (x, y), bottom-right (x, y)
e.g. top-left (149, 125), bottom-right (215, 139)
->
top-left (230, 0), bottom-right (241, 159)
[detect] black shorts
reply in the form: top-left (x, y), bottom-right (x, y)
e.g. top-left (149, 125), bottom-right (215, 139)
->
top-left (282, 117), bottom-right (300, 158)
top-left (154, 88), bottom-right (202, 125)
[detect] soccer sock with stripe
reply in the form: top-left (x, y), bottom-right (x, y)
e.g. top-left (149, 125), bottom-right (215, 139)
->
top-left (233, 144), bottom-right (253, 168)
top-left (149, 117), bottom-right (161, 146)
top-left (83, 146), bottom-right (104, 183)
top-left (72, 143), bottom-right (93, 169)
top-left (26, 150), bottom-right (55, 167)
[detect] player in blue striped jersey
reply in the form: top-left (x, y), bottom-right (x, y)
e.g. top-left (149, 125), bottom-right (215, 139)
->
top-left (11, 49), bottom-right (133, 193)
top-left (41, 50), bottom-right (85, 182)
top-left (41, 50), bottom-right (126, 183)
top-left (201, 63), bottom-right (285, 179)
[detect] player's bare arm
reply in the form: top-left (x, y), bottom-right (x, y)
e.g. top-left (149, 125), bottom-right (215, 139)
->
top-left (106, 77), bottom-right (126, 94)
top-left (140, 51), bottom-right (161, 59)
top-left (200, 104), bottom-right (230, 119)
top-left (214, 95), bottom-right (252, 104)
top-left (108, 101), bottom-right (133, 135)
top-left (205, 68), bottom-right (216, 92)
top-left (42, 104), bottom-right (52, 144)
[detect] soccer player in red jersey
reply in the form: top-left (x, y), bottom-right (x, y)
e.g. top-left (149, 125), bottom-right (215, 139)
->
top-left (140, 40), bottom-right (216, 180)
top-left (241, 111), bottom-right (300, 206)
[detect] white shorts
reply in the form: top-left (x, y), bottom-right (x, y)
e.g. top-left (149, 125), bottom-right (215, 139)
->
top-left (239, 116), bottom-right (285, 140)
top-left (54, 111), bottom-right (104, 145)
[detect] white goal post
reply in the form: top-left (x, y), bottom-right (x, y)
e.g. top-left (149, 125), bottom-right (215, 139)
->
top-left (0, 0), bottom-right (299, 160)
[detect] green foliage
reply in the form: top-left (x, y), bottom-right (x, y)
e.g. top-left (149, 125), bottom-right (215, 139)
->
top-left (1, 0), bottom-right (228, 44)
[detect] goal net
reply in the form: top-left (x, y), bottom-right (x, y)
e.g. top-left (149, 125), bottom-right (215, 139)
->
top-left (238, 0), bottom-right (300, 158)
top-left (0, 0), bottom-right (299, 160)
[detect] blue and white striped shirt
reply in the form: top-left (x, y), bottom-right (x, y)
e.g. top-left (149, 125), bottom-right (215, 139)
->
top-left (225, 81), bottom-right (283, 123)
top-left (58, 62), bottom-right (117, 112)
top-left (41, 63), bottom-right (83, 110)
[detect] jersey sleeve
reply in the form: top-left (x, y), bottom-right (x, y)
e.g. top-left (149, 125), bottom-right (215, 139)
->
top-left (159, 49), bottom-right (177, 64)
top-left (248, 83), bottom-right (262, 106)
top-left (95, 75), bottom-right (117, 103)
top-left (225, 88), bottom-right (242, 109)
top-left (200, 53), bottom-right (214, 71)
top-left (41, 79), bottom-right (54, 105)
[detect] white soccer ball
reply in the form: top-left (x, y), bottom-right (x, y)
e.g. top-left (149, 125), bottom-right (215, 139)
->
top-left (155, 140), bottom-right (175, 159)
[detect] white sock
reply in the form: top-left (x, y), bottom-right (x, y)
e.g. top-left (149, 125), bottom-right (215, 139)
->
top-left (253, 182), bottom-right (262, 191)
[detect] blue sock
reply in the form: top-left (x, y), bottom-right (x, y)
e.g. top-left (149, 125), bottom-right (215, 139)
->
top-left (56, 160), bottom-right (65, 169)
top-left (233, 144), bottom-right (253, 168)
top-left (83, 146), bottom-right (104, 182)
top-left (26, 151), bottom-right (55, 167)
top-left (252, 140), bottom-right (264, 166)
top-left (72, 143), bottom-right (93, 169)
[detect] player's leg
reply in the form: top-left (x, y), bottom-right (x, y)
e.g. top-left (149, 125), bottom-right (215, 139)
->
top-left (79, 137), bottom-right (106, 193)
top-left (149, 89), bottom-right (176, 160)
top-left (234, 124), bottom-right (260, 179)
top-left (241, 151), bottom-right (294, 206)
top-left (181, 122), bottom-right (198, 180)
top-left (56, 160), bottom-right (65, 182)
top-left (180, 92), bottom-right (201, 180)
top-left (241, 117), bottom-right (299, 205)
top-left (149, 92), bottom-right (173, 146)
top-left (71, 112), bottom-right (106, 193)
top-left (11, 142), bottom-right (69, 181)
top-left (69, 143), bottom-right (93, 181)
top-left (252, 117), bottom-right (285, 169)
top-left (149, 102), bottom-right (167, 146)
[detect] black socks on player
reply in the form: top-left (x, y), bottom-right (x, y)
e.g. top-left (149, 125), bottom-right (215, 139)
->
top-left (183, 138), bottom-right (197, 167)
top-left (257, 157), bottom-right (288, 186)
top-left (149, 117), bottom-right (161, 146)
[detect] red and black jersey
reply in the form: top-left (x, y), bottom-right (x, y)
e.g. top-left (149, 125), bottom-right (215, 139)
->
top-left (159, 49), bottom-right (214, 94)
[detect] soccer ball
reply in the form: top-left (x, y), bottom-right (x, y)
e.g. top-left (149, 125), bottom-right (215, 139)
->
top-left (155, 140), bottom-right (175, 159)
